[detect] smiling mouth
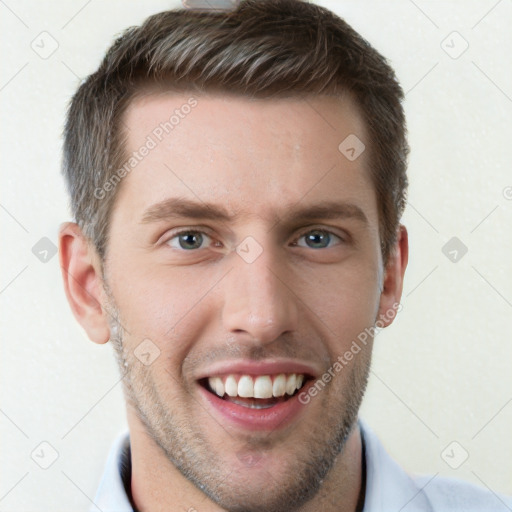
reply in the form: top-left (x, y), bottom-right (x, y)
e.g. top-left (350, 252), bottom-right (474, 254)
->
top-left (199, 373), bottom-right (311, 409)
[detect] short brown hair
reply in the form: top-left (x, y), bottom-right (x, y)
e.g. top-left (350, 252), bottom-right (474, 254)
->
top-left (63, 0), bottom-right (408, 262)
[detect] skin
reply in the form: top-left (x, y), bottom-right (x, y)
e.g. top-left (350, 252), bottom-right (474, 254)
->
top-left (59, 92), bottom-right (408, 512)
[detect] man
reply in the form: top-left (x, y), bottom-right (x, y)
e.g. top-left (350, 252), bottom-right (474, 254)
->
top-left (58, 1), bottom-right (511, 511)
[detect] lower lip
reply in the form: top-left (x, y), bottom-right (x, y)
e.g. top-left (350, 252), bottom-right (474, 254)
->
top-left (198, 384), bottom-right (312, 431)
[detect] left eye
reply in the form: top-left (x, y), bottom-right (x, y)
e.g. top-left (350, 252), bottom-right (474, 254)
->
top-left (295, 229), bottom-right (341, 249)
top-left (167, 231), bottom-right (212, 250)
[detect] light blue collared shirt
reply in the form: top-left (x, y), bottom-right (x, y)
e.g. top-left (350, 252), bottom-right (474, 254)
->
top-left (91, 420), bottom-right (512, 511)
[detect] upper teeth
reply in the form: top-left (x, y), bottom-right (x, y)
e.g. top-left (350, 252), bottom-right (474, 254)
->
top-left (208, 374), bottom-right (305, 399)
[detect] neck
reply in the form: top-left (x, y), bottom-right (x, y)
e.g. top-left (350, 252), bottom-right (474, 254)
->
top-left (127, 406), bottom-right (364, 512)
top-left (299, 422), bottom-right (364, 512)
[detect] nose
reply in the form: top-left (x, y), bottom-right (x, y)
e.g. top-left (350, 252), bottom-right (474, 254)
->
top-left (221, 246), bottom-right (299, 345)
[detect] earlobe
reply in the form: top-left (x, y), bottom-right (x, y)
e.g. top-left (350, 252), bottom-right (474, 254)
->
top-left (58, 222), bottom-right (111, 344)
top-left (377, 225), bottom-right (408, 328)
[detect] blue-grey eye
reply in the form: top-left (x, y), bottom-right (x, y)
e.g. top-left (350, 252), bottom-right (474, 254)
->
top-left (168, 231), bottom-right (210, 250)
top-left (297, 230), bottom-right (339, 249)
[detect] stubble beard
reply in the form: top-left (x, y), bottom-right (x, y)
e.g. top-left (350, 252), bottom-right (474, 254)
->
top-left (106, 301), bottom-right (371, 512)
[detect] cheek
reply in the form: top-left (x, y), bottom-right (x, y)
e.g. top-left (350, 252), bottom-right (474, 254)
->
top-left (108, 263), bottom-right (220, 362)
top-left (294, 259), bottom-right (381, 347)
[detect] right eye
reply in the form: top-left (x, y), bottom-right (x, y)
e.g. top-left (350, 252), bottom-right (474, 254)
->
top-left (166, 230), bottom-right (213, 250)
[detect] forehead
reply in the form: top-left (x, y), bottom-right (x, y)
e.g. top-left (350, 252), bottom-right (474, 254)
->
top-left (114, 92), bottom-right (376, 225)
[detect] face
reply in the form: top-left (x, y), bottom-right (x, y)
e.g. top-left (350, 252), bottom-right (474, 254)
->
top-left (103, 92), bottom-right (391, 511)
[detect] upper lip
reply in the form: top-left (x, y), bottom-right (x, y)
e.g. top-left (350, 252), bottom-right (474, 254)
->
top-left (195, 359), bottom-right (321, 381)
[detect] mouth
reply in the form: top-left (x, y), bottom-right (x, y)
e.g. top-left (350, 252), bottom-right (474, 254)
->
top-left (199, 373), bottom-right (312, 410)
top-left (196, 360), bottom-right (320, 431)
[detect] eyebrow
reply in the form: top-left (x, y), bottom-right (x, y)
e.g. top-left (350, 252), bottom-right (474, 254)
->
top-left (140, 197), bottom-right (368, 225)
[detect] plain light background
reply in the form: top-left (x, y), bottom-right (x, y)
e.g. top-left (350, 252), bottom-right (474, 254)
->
top-left (1, 0), bottom-right (511, 510)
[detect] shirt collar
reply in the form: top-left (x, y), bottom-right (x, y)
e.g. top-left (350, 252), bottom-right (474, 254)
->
top-left (359, 419), bottom-right (433, 512)
top-left (91, 431), bottom-right (133, 512)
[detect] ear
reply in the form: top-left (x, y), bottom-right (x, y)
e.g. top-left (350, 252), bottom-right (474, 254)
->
top-left (377, 225), bottom-right (408, 327)
top-left (59, 222), bottom-right (111, 344)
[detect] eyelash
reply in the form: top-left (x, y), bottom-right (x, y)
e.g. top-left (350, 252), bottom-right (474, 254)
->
top-left (163, 228), bottom-right (218, 250)
top-left (163, 227), bottom-right (346, 250)
top-left (292, 228), bottom-right (344, 248)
